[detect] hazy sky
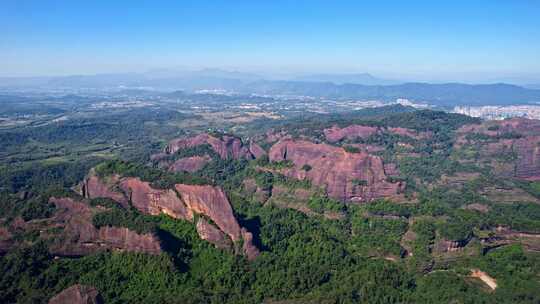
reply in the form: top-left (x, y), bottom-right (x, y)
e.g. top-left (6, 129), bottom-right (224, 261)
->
top-left (1, 0), bottom-right (539, 82)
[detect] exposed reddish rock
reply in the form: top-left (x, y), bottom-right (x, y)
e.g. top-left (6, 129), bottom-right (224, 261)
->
top-left (119, 178), bottom-right (194, 220)
top-left (165, 133), bottom-right (257, 160)
top-left (249, 141), bottom-right (267, 159)
top-left (324, 125), bottom-right (429, 143)
top-left (434, 237), bottom-right (471, 253)
top-left (81, 173), bottom-right (260, 259)
top-left (49, 284), bottom-right (102, 304)
top-left (169, 155), bottom-right (211, 173)
top-left (458, 118), bottom-right (540, 180)
top-left (268, 139), bottom-right (405, 202)
top-left (243, 178), bottom-right (271, 203)
top-left (80, 172), bottom-right (128, 207)
top-left (175, 184), bottom-right (259, 259)
top-left (383, 163), bottom-right (400, 177)
top-left (175, 184), bottom-right (241, 241)
top-left (241, 228), bottom-right (260, 260)
top-left (265, 129), bottom-right (289, 143)
top-left (48, 197), bottom-right (162, 256)
top-left (196, 218), bottom-right (232, 250)
top-left (324, 125), bottom-right (379, 142)
top-left (514, 136), bottom-right (540, 181)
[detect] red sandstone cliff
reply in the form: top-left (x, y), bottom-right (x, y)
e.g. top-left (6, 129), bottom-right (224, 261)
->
top-left (80, 172), bottom-right (128, 207)
top-left (168, 155), bottom-right (211, 173)
top-left (457, 118), bottom-right (540, 181)
top-left (324, 125), bottom-right (379, 142)
top-left (324, 125), bottom-right (428, 143)
top-left (119, 177), bottom-right (193, 220)
top-left (268, 139), bottom-right (405, 202)
top-left (81, 173), bottom-right (259, 259)
top-left (165, 133), bottom-right (264, 160)
top-left (48, 197), bottom-right (162, 256)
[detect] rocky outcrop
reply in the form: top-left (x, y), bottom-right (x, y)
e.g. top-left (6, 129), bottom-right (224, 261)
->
top-left (175, 184), bottom-right (259, 259)
top-left (119, 178), bottom-right (193, 220)
top-left (249, 141), bottom-right (267, 159)
top-left (243, 178), bottom-right (271, 203)
top-left (265, 129), bottom-right (289, 143)
top-left (196, 218), bottom-right (232, 250)
top-left (434, 236), bottom-right (471, 254)
top-left (175, 185), bottom-right (241, 241)
top-left (457, 118), bottom-right (540, 181)
top-left (48, 197), bottom-right (162, 256)
top-left (49, 284), bottom-right (102, 304)
top-left (324, 125), bottom-right (379, 142)
top-left (168, 155), bottom-right (211, 173)
top-left (324, 125), bottom-right (429, 143)
top-left (81, 173), bottom-right (259, 259)
top-left (80, 172), bottom-right (128, 207)
top-left (514, 136), bottom-right (540, 180)
top-left (165, 133), bottom-right (262, 160)
top-left (268, 139), bottom-right (405, 202)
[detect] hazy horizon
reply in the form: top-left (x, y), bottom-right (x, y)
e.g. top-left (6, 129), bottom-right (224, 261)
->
top-left (2, 1), bottom-right (540, 84)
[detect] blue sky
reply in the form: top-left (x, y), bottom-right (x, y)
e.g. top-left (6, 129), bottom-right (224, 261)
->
top-left (1, 0), bottom-right (539, 83)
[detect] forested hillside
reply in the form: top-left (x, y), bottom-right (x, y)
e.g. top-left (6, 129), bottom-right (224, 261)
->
top-left (1, 105), bottom-right (540, 304)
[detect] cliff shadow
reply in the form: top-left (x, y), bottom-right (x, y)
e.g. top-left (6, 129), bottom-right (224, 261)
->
top-left (237, 216), bottom-right (267, 252)
top-left (155, 228), bottom-right (191, 272)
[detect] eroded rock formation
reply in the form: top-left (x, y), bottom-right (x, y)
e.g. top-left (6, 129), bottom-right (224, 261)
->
top-left (81, 173), bottom-right (259, 259)
top-left (196, 218), bottom-right (232, 250)
top-left (324, 125), bottom-right (379, 142)
top-left (457, 118), bottom-right (540, 181)
top-left (268, 139), bottom-right (405, 202)
top-left (49, 284), bottom-right (102, 304)
top-left (165, 133), bottom-right (263, 160)
top-left (168, 155), bottom-right (211, 173)
top-left (119, 177), bottom-right (193, 220)
top-left (80, 172), bottom-right (128, 207)
top-left (324, 125), bottom-right (428, 143)
top-left (48, 197), bottom-right (162, 256)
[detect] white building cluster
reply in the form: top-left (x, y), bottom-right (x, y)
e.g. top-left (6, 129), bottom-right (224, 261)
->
top-left (453, 105), bottom-right (540, 120)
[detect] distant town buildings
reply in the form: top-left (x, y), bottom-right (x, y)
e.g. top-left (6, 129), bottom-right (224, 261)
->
top-left (453, 105), bottom-right (540, 120)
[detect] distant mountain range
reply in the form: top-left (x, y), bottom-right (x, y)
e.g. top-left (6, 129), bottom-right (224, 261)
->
top-left (294, 73), bottom-right (399, 85)
top-left (2, 70), bottom-right (540, 107)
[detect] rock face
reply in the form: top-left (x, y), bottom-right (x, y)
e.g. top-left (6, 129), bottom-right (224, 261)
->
top-left (80, 173), bottom-right (128, 207)
top-left (249, 141), bottom-right (267, 159)
top-left (324, 125), bottom-right (379, 142)
top-left (514, 136), bottom-right (540, 180)
top-left (119, 178), bottom-right (193, 220)
top-left (196, 218), bottom-right (232, 249)
top-left (49, 284), bottom-right (102, 304)
top-left (268, 139), bottom-right (405, 202)
top-left (175, 184), bottom-right (260, 259)
top-left (457, 118), bottom-right (540, 181)
top-left (324, 125), bottom-right (428, 143)
top-left (165, 133), bottom-right (262, 160)
top-left (48, 197), bottom-right (162, 256)
top-left (434, 238), bottom-right (471, 253)
top-left (169, 155), bottom-right (211, 173)
top-left (82, 173), bottom-right (259, 259)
